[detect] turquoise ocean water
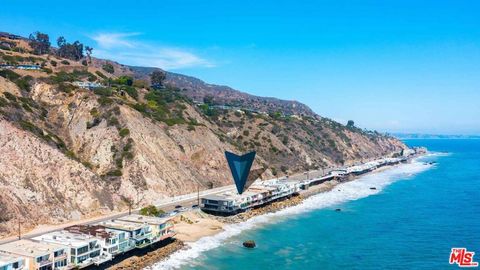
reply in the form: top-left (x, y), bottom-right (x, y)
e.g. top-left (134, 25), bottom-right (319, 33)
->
top-left (152, 139), bottom-right (480, 270)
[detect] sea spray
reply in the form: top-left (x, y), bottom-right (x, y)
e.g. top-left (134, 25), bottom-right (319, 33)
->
top-left (148, 157), bottom-right (434, 270)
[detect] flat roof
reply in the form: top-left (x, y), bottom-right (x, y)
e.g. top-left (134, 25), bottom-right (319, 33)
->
top-left (0, 253), bottom-right (23, 266)
top-left (117, 214), bottom-right (171, 225)
top-left (65, 225), bottom-right (116, 240)
top-left (0, 239), bottom-right (64, 258)
top-left (99, 219), bottom-right (146, 232)
top-left (33, 231), bottom-right (98, 248)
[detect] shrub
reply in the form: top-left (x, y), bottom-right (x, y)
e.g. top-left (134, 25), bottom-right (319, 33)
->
top-left (123, 152), bottom-right (134, 160)
top-left (106, 169), bottom-right (122, 177)
top-left (60, 60), bottom-right (70, 65)
top-left (66, 150), bottom-right (77, 160)
top-left (139, 205), bottom-right (164, 216)
top-left (93, 87), bottom-right (113, 97)
top-left (95, 71), bottom-right (107, 79)
top-left (119, 128), bottom-right (130, 137)
top-left (97, 96), bottom-right (113, 106)
top-left (116, 158), bottom-right (123, 168)
top-left (90, 107), bottom-right (99, 117)
top-left (108, 117), bottom-right (119, 127)
top-left (81, 59), bottom-right (88, 66)
top-left (102, 63), bottom-right (114, 74)
top-left (121, 86), bottom-right (138, 100)
top-left (50, 60), bottom-right (57, 67)
top-left (14, 76), bottom-right (33, 92)
top-left (3, 92), bottom-right (18, 103)
top-left (0, 97), bottom-right (7, 107)
top-left (86, 118), bottom-right (101, 129)
top-left (115, 76), bottom-right (133, 86)
top-left (243, 130), bottom-right (250, 136)
top-left (0, 69), bottom-right (21, 81)
top-left (280, 165), bottom-right (288, 173)
top-left (57, 83), bottom-right (75, 93)
top-left (133, 79), bottom-right (148, 88)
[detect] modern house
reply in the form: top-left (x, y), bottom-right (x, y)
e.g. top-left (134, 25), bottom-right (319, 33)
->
top-left (0, 254), bottom-right (24, 270)
top-left (64, 225), bottom-right (136, 257)
top-left (98, 219), bottom-right (154, 249)
top-left (72, 82), bottom-right (103, 90)
top-left (0, 239), bottom-right (68, 270)
top-left (116, 215), bottom-right (175, 243)
top-left (33, 231), bottom-right (102, 268)
top-left (201, 179), bottom-right (302, 215)
top-left (16, 65), bottom-right (41, 71)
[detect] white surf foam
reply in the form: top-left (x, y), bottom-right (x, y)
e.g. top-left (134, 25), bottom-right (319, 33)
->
top-left (147, 158), bottom-right (433, 270)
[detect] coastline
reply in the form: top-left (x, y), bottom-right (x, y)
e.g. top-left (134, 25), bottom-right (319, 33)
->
top-left (114, 157), bottom-right (427, 270)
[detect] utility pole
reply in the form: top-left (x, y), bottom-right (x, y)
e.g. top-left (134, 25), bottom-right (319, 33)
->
top-left (197, 183), bottom-right (200, 206)
top-left (18, 220), bottom-right (21, 240)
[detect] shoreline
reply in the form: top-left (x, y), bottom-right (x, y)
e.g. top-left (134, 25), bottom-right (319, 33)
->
top-left (119, 158), bottom-right (426, 270)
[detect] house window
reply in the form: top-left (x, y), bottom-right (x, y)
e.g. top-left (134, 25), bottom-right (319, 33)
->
top-left (77, 246), bottom-right (89, 255)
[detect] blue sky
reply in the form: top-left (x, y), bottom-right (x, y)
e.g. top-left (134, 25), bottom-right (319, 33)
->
top-left (1, 0), bottom-right (479, 134)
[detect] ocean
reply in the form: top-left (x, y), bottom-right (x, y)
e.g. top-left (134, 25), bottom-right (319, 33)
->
top-left (151, 139), bottom-right (480, 270)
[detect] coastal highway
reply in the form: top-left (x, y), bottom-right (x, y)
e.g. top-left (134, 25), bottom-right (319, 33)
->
top-left (0, 168), bottom-right (333, 245)
top-left (0, 184), bottom-right (236, 245)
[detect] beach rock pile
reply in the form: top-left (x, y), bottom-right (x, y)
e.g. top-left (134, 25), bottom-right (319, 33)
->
top-left (106, 240), bottom-right (185, 270)
top-left (216, 195), bottom-right (304, 224)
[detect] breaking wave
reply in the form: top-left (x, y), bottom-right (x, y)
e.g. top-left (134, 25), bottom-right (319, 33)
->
top-left (147, 157), bottom-right (434, 270)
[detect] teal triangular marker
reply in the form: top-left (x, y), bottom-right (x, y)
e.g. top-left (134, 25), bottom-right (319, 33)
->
top-left (225, 151), bottom-right (256, 194)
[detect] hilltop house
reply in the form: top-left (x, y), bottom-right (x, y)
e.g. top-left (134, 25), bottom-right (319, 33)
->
top-left (72, 81), bottom-right (103, 90)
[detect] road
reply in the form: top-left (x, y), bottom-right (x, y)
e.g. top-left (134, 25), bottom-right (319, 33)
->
top-left (0, 168), bottom-right (331, 245)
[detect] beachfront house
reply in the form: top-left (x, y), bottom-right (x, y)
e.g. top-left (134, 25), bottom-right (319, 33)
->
top-left (98, 219), bottom-right (154, 248)
top-left (116, 215), bottom-right (175, 243)
top-left (64, 225), bottom-right (136, 257)
top-left (201, 179), bottom-right (302, 215)
top-left (0, 239), bottom-right (68, 270)
top-left (0, 253), bottom-right (24, 270)
top-left (33, 230), bottom-right (102, 268)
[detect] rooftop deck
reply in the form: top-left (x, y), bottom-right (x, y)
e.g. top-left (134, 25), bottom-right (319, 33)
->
top-left (0, 239), bottom-right (64, 258)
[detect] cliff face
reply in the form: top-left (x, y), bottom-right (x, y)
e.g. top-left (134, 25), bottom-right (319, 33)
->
top-left (0, 37), bottom-right (407, 238)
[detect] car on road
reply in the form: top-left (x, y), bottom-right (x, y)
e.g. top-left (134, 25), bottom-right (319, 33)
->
top-left (191, 204), bottom-right (199, 209)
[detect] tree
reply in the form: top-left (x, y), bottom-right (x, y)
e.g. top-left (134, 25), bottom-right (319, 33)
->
top-left (85, 46), bottom-right (93, 63)
top-left (150, 70), bottom-right (166, 89)
top-left (139, 205), bottom-right (165, 216)
top-left (56, 36), bottom-right (84, 61)
top-left (102, 63), bottom-right (114, 74)
top-left (116, 76), bottom-right (133, 86)
top-left (203, 95), bottom-right (214, 105)
top-left (28, 32), bottom-right (50, 55)
top-left (347, 120), bottom-right (355, 128)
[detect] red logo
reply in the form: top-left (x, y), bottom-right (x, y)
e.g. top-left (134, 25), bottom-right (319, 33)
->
top-left (450, 248), bottom-right (479, 267)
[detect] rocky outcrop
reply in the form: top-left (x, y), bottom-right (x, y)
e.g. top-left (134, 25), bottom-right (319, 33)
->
top-left (0, 119), bottom-right (118, 236)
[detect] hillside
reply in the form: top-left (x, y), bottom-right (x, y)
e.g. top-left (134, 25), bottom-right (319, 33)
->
top-left (0, 32), bottom-right (406, 237)
top-left (130, 66), bottom-right (316, 116)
